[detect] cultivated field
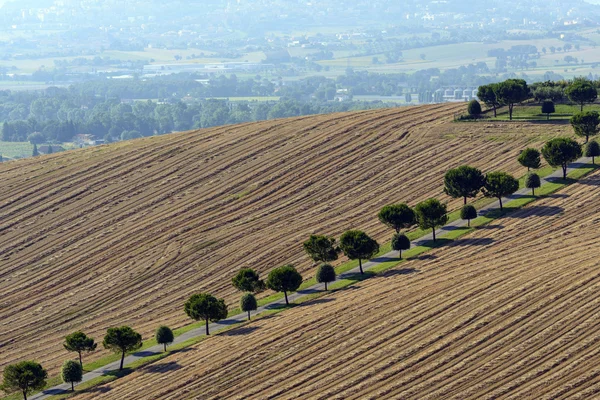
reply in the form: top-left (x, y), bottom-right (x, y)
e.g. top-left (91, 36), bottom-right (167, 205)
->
top-left (0, 104), bottom-right (572, 380)
top-left (74, 169), bottom-right (600, 399)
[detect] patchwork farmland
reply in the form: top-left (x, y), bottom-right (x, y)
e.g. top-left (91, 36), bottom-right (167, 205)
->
top-left (0, 104), bottom-right (572, 380)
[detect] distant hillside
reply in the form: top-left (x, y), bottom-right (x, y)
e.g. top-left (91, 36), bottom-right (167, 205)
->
top-left (0, 104), bottom-right (570, 380)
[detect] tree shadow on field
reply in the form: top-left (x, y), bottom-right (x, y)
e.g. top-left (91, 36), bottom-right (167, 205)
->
top-left (450, 238), bottom-right (495, 247)
top-left (381, 268), bottom-right (420, 277)
top-left (41, 388), bottom-right (69, 396)
top-left (81, 386), bottom-right (112, 394)
top-left (546, 193), bottom-right (569, 198)
top-left (301, 297), bottom-right (335, 306)
top-left (575, 175), bottom-right (600, 186)
top-left (476, 224), bottom-right (504, 230)
top-left (546, 176), bottom-right (577, 185)
top-left (143, 361), bottom-right (182, 374)
top-left (223, 326), bottom-right (260, 336)
top-left (371, 256), bottom-right (400, 263)
top-left (408, 254), bottom-right (437, 261)
top-left (133, 351), bottom-right (159, 358)
top-left (502, 205), bottom-right (564, 218)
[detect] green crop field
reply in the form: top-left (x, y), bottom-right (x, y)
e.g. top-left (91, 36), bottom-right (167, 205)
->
top-left (0, 141), bottom-right (33, 159)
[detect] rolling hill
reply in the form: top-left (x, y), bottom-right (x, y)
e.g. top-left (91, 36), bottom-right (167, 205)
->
top-left (0, 103), bottom-right (572, 380)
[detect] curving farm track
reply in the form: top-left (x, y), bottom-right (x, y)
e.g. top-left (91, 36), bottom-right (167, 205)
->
top-left (0, 104), bottom-right (572, 379)
top-left (73, 169), bottom-right (600, 400)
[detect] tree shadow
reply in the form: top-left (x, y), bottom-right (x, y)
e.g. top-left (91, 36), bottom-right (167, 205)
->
top-left (133, 351), bottom-right (159, 357)
top-left (143, 361), bottom-right (182, 374)
top-left (451, 238), bottom-right (495, 246)
top-left (81, 386), bottom-right (112, 394)
top-left (546, 176), bottom-right (577, 185)
top-left (476, 224), bottom-right (504, 230)
top-left (297, 288), bottom-right (321, 295)
top-left (576, 175), bottom-right (600, 186)
top-left (223, 326), bottom-right (261, 336)
top-left (381, 268), bottom-right (420, 277)
top-left (503, 205), bottom-right (564, 218)
top-left (41, 388), bottom-right (69, 395)
top-left (300, 297), bottom-right (336, 306)
top-left (546, 193), bottom-right (569, 198)
top-left (408, 254), bottom-right (437, 261)
top-left (371, 256), bottom-right (401, 263)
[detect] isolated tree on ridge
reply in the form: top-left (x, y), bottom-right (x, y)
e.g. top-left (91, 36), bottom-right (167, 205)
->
top-left (460, 204), bottom-right (477, 227)
top-left (566, 79), bottom-right (598, 111)
top-left (377, 203), bottom-right (416, 233)
top-left (518, 148), bottom-right (541, 171)
top-left (184, 293), bottom-right (228, 335)
top-left (541, 137), bottom-right (582, 179)
top-left (541, 100), bottom-right (555, 121)
top-left (266, 265), bottom-right (303, 305)
top-left (339, 230), bottom-right (380, 274)
top-left (302, 235), bottom-right (340, 263)
top-left (102, 326), bottom-right (143, 370)
top-left (468, 99), bottom-right (482, 116)
top-left (525, 173), bottom-right (541, 196)
top-left (482, 172), bottom-right (519, 210)
top-left (240, 293), bottom-right (258, 320)
top-left (64, 331), bottom-right (97, 369)
top-left (232, 268), bottom-right (266, 293)
top-left (155, 326), bottom-right (174, 352)
top-left (61, 360), bottom-right (82, 392)
top-left (391, 233), bottom-right (411, 259)
top-left (2, 361), bottom-right (48, 400)
top-left (494, 79), bottom-right (530, 121)
top-left (443, 165), bottom-right (485, 204)
top-left (477, 84), bottom-right (501, 117)
top-left (570, 111), bottom-right (600, 143)
top-left (414, 199), bottom-right (449, 242)
top-left (585, 140), bottom-right (600, 165)
top-left (315, 263), bottom-right (336, 290)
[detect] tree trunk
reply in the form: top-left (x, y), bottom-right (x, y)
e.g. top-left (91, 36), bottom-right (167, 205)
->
top-left (72, 381), bottom-right (75, 391)
top-left (432, 227), bottom-right (436, 242)
top-left (498, 196), bottom-right (503, 210)
top-left (205, 318), bottom-right (210, 335)
top-left (493, 104), bottom-right (497, 117)
top-left (325, 281), bottom-right (328, 291)
top-left (284, 290), bottom-right (289, 305)
top-left (164, 343), bottom-right (167, 352)
top-left (581, 103), bottom-right (584, 112)
top-left (120, 350), bottom-right (125, 370)
top-left (547, 113), bottom-right (550, 121)
top-left (358, 259), bottom-right (363, 274)
top-left (463, 196), bottom-right (467, 205)
top-left (532, 187), bottom-right (535, 196)
top-left (586, 134), bottom-right (589, 144)
top-left (562, 164), bottom-right (567, 180)
top-left (509, 104), bottom-right (513, 120)
top-left (468, 218), bottom-right (471, 227)
top-left (79, 351), bottom-right (83, 370)
top-left (247, 310), bottom-right (251, 320)
top-left (399, 250), bottom-right (402, 259)
top-left (593, 156), bottom-right (596, 165)
top-left (23, 390), bottom-right (27, 400)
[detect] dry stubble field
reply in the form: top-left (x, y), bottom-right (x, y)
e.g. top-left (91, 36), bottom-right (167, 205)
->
top-left (0, 103), bottom-right (572, 380)
top-left (75, 169), bottom-right (600, 400)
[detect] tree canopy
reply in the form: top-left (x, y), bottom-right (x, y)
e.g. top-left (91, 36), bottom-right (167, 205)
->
top-left (2, 361), bottom-right (48, 400)
top-left (525, 173), bottom-right (541, 196)
top-left (339, 230), bottom-right (380, 274)
top-left (302, 235), bottom-right (340, 263)
top-left (391, 233), bottom-right (411, 259)
top-left (61, 360), bottom-right (82, 392)
top-left (460, 204), bottom-right (478, 227)
top-left (477, 84), bottom-right (501, 117)
top-left (377, 203), bottom-right (416, 233)
top-left (155, 326), bottom-right (174, 352)
top-left (315, 263), bottom-right (336, 290)
top-left (482, 172), bottom-right (519, 210)
top-left (570, 111), bottom-right (600, 143)
top-left (240, 293), bottom-right (258, 320)
top-left (63, 331), bottom-right (97, 369)
top-left (443, 165), bottom-right (485, 204)
top-left (517, 148), bottom-right (541, 171)
top-left (541, 100), bottom-right (555, 120)
top-left (541, 137), bottom-right (582, 179)
top-left (566, 79), bottom-right (598, 111)
top-left (184, 293), bottom-right (228, 335)
top-left (494, 79), bottom-right (530, 120)
top-left (102, 326), bottom-right (143, 370)
top-left (414, 199), bottom-right (449, 242)
top-left (231, 268), bottom-right (266, 293)
top-left (266, 265), bottom-right (303, 305)
top-left (585, 140), bottom-right (600, 165)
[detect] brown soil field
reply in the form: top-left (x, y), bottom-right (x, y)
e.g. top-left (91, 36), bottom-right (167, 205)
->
top-left (0, 104), bottom-right (572, 380)
top-left (73, 169), bottom-right (600, 400)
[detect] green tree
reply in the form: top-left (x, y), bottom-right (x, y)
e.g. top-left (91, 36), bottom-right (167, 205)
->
top-left (414, 199), bottom-right (449, 242)
top-left (240, 293), bottom-right (257, 320)
top-left (315, 263), bottom-right (336, 290)
top-left (467, 100), bottom-right (482, 116)
top-left (46, 145), bottom-right (53, 155)
top-left (32, 144), bottom-right (39, 157)
top-left (377, 203), bottom-right (416, 233)
top-left (494, 79), bottom-right (530, 120)
top-left (231, 268), bottom-right (265, 293)
top-left (541, 100), bottom-right (555, 120)
top-left (518, 148), bottom-right (542, 171)
top-left (443, 165), bottom-right (485, 204)
top-left (570, 111), bottom-right (600, 143)
top-left (63, 331), bottom-right (97, 369)
top-left (541, 137), bottom-right (583, 179)
top-left (184, 293), bottom-right (228, 335)
top-left (339, 230), bottom-right (380, 274)
top-left (27, 132), bottom-right (45, 144)
top-left (460, 204), bottom-right (477, 227)
top-left (61, 360), bottom-right (82, 392)
top-left (566, 79), bottom-right (598, 111)
top-left (391, 233), bottom-right (411, 259)
top-left (1, 361), bottom-right (48, 400)
top-left (585, 140), bottom-right (600, 165)
top-left (155, 326), bottom-right (174, 352)
top-left (477, 84), bottom-right (501, 117)
top-left (2, 121), bottom-right (14, 141)
top-left (266, 265), bottom-right (303, 305)
top-left (102, 326), bottom-right (143, 370)
top-left (482, 172), bottom-right (519, 210)
top-left (302, 235), bottom-right (340, 263)
top-left (525, 173), bottom-right (541, 196)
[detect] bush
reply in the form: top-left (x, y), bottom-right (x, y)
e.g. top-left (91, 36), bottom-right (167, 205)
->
top-left (391, 233), bottom-right (411, 259)
top-left (155, 326), bottom-right (174, 352)
top-left (525, 173), bottom-right (541, 196)
top-left (460, 204), bottom-right (478, 227)
top-left (240, 293), bottom-right (258, 320)
top-left (315, 263), bottom-right (336, 290)
top-left (467, 100), bottom-right (482, 115)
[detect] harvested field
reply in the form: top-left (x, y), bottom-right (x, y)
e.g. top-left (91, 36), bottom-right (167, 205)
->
top-left (0, 104), bottom-right (572, 379)
top-left (74, 170), bottom-right (600, 400)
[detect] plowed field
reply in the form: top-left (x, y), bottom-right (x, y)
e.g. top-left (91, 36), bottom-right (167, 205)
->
top-left (0, 104), bottom-right (571, 378)
top-left (75, 170), bottom-right (600, 400)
